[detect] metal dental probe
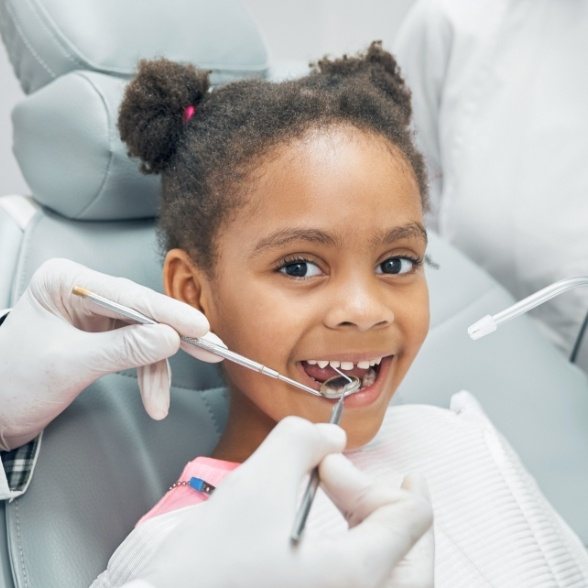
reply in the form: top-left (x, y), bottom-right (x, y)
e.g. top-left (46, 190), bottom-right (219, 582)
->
top-left (290, 366), bottom-right (360, 543)
top-left (71, 286), bottom-right (325, 398)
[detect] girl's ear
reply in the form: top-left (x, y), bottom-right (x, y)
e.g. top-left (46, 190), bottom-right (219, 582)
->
top-left (163, 249), bottom-right (211, 315)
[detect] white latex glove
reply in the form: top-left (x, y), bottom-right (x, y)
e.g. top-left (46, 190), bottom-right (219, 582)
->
top-left (122, 417), bottom-right (433, 588)
top-left (319, 457), bottom-right (435, 588)
top-left (0, 258), bottom-right (224, 450)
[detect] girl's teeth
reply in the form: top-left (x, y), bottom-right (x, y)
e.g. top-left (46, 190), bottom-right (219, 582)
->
top-left (361, 368), bottom-right (377, 387)
top-left (305, 357), bottom-right (384, 369)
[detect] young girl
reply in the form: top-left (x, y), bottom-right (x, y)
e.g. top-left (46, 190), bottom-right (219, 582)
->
top-left (94, 43), bottom-right (588, 586)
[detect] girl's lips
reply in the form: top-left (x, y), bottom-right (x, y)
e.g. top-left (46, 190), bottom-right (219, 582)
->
top-left (295, 355), bottom-right (394, 408)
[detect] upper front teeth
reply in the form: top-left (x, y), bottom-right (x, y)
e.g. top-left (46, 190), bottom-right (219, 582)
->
top-left (306, 357), bottom-right (383, 370)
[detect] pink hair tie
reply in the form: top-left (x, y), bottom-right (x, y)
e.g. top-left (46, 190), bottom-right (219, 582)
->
top-left (183, 104), bottom-right (196, 122)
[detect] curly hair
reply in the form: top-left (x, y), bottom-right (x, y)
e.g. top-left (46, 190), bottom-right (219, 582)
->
top-left (118, 41), bottom-right (428, 273)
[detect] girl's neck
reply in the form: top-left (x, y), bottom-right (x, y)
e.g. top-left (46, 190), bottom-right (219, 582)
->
top-left (212, 390), bottom-right (275, 463)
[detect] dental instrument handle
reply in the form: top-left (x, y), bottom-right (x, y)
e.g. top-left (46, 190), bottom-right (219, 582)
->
top-left (72, 286), bottom-right (323, 398)
top-left (493, 277), bottom-right (588, 324)
top-left (468, 276), bottom-right (588, 340)
top-left (182, 335), bottom-right (322, 397)
top-left (290, 395), bottom-right (345, 543)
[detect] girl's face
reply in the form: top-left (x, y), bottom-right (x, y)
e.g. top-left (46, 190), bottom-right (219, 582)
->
top-left (165, 126), bottom-right (429, 457)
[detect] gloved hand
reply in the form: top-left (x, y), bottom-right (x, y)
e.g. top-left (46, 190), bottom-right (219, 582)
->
top-left (120, 417), bottom-right (433, 588)
top-left (319, 455), bottom-right (435, 588)
top-left (0, 258), bottom-right (224, 450)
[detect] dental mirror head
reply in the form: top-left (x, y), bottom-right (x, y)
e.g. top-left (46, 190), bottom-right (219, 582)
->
top-left (319, 375), bottom-right (361, 399)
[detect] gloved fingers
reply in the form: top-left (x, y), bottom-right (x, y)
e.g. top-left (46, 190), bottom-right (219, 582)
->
top-left (400, 471), bottom-right (431, 499)
top-left (386, 473), bottom-right (435, 588)
top-left (88, 272), bottom-right (209, 338)
top-left (319, 454), bottom-right (432, 545)
top-left (224, 417), bottom-right (346, 502)
top-left (180, 331), bottom-right (227, 363)
top-left (345, 487), bottom-right (432, 563)
top-left (87, 324), bottom-right (177, 418)
top-left (316, 465), bottom-right (433, 587)
top-left (84, 323), bottom-right (181, 374)
top-left (386, 518), bottom-right (435, 588)
top-left (319, 453), bottom-right (396, 527)
top-left (137, 359), bottom-right (171, 420)
top-left (32, 258), bottom-right (210, 338)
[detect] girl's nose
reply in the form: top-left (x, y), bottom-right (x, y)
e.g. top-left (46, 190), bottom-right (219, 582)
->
top-left (323, 280), bottom-right (395, 332)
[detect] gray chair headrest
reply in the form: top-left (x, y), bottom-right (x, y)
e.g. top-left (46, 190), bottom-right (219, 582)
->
top-left (1, 0), bottom-right (269, 220)
top-left (0, 0), bottom-right (269, 94)
top-left (12, 72), bottom-right (161, 220)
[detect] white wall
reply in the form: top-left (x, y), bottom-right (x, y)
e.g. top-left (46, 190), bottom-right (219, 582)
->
top-left (0, 0), bottom-right (415, 197)
top-left (244, 0), bottom-right (415, 61)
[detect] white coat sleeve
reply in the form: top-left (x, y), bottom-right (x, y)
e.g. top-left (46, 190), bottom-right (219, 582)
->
top-left (394, 0), bottom-right (454, 229)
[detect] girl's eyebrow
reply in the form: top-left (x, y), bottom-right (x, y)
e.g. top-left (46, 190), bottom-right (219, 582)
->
top-left (252, 228), bottom-right (341, 256)
top-left (251, 222), bottom-right (427, 256)
top-left (374, 222), bottom-right (428, 247)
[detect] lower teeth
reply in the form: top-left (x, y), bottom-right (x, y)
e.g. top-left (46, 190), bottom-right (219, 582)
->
top-left (361, 367), bottom-right (377, 388)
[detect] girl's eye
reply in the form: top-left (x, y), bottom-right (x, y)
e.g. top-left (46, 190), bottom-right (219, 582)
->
top-left (377, 256), bottom-right (420, 275)
top-left (279, 259), bottom-right (322, 278)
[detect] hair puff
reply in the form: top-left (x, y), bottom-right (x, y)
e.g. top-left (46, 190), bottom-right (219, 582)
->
top-left (311, 41), bottom-right (412, 126)
top-left (118, 58), bottom-right (210, 174)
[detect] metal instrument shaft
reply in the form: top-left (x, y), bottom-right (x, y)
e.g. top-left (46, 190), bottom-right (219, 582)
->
top-left (72, 286), bottom-right (323, 398)
top-left (290, 367), bottom-right (355, 543)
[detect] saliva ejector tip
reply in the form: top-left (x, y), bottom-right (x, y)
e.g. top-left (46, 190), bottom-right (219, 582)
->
top-left (467, 314), bottom-right (497, 340)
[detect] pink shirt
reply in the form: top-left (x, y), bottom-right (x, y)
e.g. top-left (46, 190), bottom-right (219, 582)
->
top-left (138, 456), bottom-right (238, 525)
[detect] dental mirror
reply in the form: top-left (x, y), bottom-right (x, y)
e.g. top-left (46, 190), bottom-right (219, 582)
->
top-left (319, 374), bottom-right (361, 399)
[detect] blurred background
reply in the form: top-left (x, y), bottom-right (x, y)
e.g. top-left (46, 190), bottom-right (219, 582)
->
top-left (0, 0), bottom-right (416, 196)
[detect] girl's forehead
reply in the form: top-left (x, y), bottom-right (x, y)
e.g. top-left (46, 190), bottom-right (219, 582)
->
top-left (243, 127), bottom-right (423, 221)
top-left (219, 128), bottom-right (425, 257)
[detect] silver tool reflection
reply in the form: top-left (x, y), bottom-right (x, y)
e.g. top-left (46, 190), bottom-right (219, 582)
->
top-left (468, 276), bottom-right (588, 340)
top-left (72, 286), bottom-right (356, 400)
top-left (290, 367), bottom-right (361, 543)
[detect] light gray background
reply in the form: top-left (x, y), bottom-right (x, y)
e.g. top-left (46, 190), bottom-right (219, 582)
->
top-left (0, 0), bottom-right (416, 197)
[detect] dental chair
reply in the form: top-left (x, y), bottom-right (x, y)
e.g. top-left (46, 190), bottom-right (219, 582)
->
top-left (0, 1), bottom-right (587, 586)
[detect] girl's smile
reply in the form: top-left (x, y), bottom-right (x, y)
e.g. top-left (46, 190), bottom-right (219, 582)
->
top-left (165, 125), bottom-right (430, 460)
top-left (296, 353), bottom-right (395, 408)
